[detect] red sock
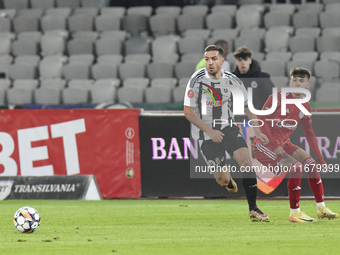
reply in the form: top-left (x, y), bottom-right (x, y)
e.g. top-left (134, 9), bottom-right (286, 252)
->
top-left (288, 161), bottom-right (303, 209)
top-left (303, 157), bottom-right (324, 203)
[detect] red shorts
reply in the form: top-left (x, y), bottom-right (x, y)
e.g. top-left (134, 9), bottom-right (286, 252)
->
top-left (253, 139), bottom-right (300, 168)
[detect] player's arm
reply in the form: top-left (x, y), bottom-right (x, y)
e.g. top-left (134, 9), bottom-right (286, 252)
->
top-left (184, 106), bottom-right (224, 143)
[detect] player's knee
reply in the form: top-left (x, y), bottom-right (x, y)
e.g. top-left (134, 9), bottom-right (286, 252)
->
top-left (279, 155), bottom-right (297, 170)
top-left (216, 177), bottom-right (230, 187)
top-left (238, 158), bottom-right (251, 168)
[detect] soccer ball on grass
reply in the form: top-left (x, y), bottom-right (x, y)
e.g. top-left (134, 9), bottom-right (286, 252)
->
top-left (13, 206), bottom-right (41, 233)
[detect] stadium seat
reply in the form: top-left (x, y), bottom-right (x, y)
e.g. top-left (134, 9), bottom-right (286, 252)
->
top-left (315, 85), bottom-right (340, 102)
top-left (44, 29), bottom-right (69, 40)
top-left (147, 63), bottom-right (174, 79)
top-left (100, 31), bottom-right (127, 42)
top-left (316, 35), bottom-right (340, 53)
top-left (0, 79), bottom-right (11, 90)
top-left (252, 52), bottom-right (265, 62)
top-left (206, 13), bottom-right (233, 30)
top-left (260, 59), bottom-right (286, 76)
top-left (15, 55), bottom-right (40, 67)
top-left (95, 15), bottom-right (121, 32)
top-left (145, 86), bottom-right (172, 103)
top-left (269, 4), bottom-right (296, 15)
top-left (63, 63), bottom-right (90, 80)
top-left (184, 29), bottom-right (210, 40)
top-left (265, 12), bottom-right (291, 30)
top-left (174, 62), bottom-right (196, 80)
top-left (56, 0), bottom-right (81, 8)
top-left (289, 35), bottom-right (315, 53)
top-left (236, 5), bottom-right (264, 29)
top-left (286, 60), bottom-right (314, 78)
top-left (179, 77), bottom-right (190, 88)
top-left (325, 3), bottom-right (340, 12)
top-left (293, 11), bottom-right (319, 28)
top-left (125, 36), bottom-right (150, 55)
top-left (74, 7), bottom-right (99, 18)
top-left (0, 55), bottom-right (13, 75)
top-left (17, 9), bottom-right (44, 19)
top-left (266, 52), bottom-right (292, 63)
top-left (149, 14), bottom-right (177, 37)
top-left (211, 29), bottom-right (239, 41)
top-left (207, 36), bottom-right (234, 53)
top-left (234, 35), bottom-right (262, 52)
top-left (122, 14), bottom-right (149, 37)
top-left (123, 78), bottom-right (150, 88)
top-left (155, 6), bottom-right (181, 17)
top-left (172, 86), bottom-right (186, 102)
top-left (12, 39), bottom-right (39, 56)
top-left (177, 13), bottom-right (205, 35)
top-left (264, 27), bottom-right (292, 52)
top-left (68, 79), bottom-right (94, 90)
top-left (45, 8), bottom-right (72, 18)
top-left (81, 0), bottom-right (101, 7)
top-left (13, 16), bottom-right (39, 33)
top-left (13, 79), bottom-right (39, 89)
top-left (295, 27), bottom-right (321, 38)
top-left (322, 27), bottom-right (340, 37)
top-left (72, 31), bottom-right (99, 42)
top-left (117, 86), bottom-right (144, 103)
top-left (151, 36), bottom-right (178, 64)
top-left (239, 27), bottom-right (266, 40)
top-left (3, 0), bottom-right (28, 10)
top-left (95, 37), bottom-right (122, 56)
top-left (67, 38), bottom-right (94, 55)
top-left (68, 14), bottom-right (94, 32)
top-left (178, 36), bottom-right (205, 55)
top-left (90, 80), bottom-right (117, 103)
top-left (39, 57), bottom-right (66, 79)
top-left (41, 14), bottom-right (67, 32)
top-left (97, 54), bottom-right (123, 65)
top-left (182, 5), bottom-right (208, 16)
top-left (40, 34), bottom-right (65, 56)
top-left (62, 87), bottom-right (89, 104)
top-left (292, 52), bottom-right (318, 63)
top-left (0, 9), bottom-right (17, 19)
top-left (7, 88), bottom-right (33, 105)
top-left (297, 3), bottom-right (324, 13)
top-left (8, 63), bottom-right (37, 80)
top-left (320, 51), bottom-right (340, 62)
top-left (211, 5), bottom-right (237, 16)
top-left (0, 17), bottom-right (11, 32)
top-left (151, 78), bottom-right (177, 88)
top-left (91, 63), bottom-right (118, 79)
top-left (30, 0), bottom-right (55, 9)
top-left (314, 60), bottom-right (340, 81)
top-left (181, 53), bottom-right (202, 63)
top-left (100, 7), bottom-right (126, 18)
top-left (69, 54), bottom-right (95, 66)
top-left (270, 76), bottom-right (289, 90)
top-left (119, 62), bottom-right (146, 80)
top-left (320, 11), bottom-right (340, 29)
top-left (127, 6), bottom-right (153, 17)
top-left (17, 31), bottom-right (42, 43)
top-left (124, 54), bottom-right (151, 65)
top-left (40, 79), bottom-right (66, 89)
top-left (34, 87), bottom-right (61, 105)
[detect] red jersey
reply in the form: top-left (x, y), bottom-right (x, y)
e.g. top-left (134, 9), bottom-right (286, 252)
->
top-left (256, 91), bottom-right (325, 164)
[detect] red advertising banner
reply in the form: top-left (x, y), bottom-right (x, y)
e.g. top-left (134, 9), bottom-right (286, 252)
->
top-left (0, 109), bottom-right (141, 198)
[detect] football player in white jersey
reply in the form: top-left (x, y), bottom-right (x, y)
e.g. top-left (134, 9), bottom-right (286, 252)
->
top-left (184, 45), bottom-right (269, 221)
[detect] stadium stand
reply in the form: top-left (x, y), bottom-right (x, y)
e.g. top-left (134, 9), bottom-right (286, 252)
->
top-left (0, 1), bottom-right (338, 106)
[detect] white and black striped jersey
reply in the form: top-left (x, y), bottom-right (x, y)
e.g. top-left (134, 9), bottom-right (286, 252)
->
top-left (184, 68), bottom-right (248, 140)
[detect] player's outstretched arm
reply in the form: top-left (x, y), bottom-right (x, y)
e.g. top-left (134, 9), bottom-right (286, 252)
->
top-left (184, 106), bottom-right (224, 143)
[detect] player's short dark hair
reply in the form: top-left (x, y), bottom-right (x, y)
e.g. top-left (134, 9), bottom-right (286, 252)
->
top-left (214, 40), bottom-right (228, 47)
top-left (233, 46), bottom-right (252, 60)
top-left (204, 45), bottom-right (224, 58)
top-left (290, 67), bottom-right (311, 79)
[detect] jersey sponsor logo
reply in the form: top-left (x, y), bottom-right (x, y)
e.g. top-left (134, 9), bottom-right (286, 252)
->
top-left (199, 82), bottom-right (222, 106)
top-left (188, 89), bottom-right (194, 98)
top-left (251, 81), bottom-right (258, 88)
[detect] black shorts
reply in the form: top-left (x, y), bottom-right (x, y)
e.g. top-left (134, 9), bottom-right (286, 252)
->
top-left (200, 125), bottom-right (247, 167)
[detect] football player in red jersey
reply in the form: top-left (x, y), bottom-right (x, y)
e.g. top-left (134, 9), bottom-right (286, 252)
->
top-left (253, 67), bottom-right (338, 222)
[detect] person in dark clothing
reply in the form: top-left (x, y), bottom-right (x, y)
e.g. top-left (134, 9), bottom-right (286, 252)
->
top-left (232, 46), bottom-right (275, 111)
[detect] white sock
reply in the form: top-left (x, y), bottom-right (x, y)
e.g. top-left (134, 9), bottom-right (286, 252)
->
top-left (291, 208), bottom-right (300, 212)
top-left (317, 202), bottom-right (325, 207)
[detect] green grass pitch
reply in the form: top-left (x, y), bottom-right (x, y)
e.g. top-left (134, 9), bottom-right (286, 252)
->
top-left (1, 199), bottom-right (339, 255)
